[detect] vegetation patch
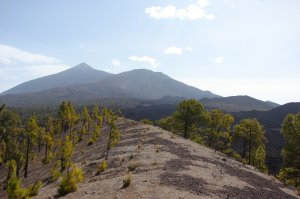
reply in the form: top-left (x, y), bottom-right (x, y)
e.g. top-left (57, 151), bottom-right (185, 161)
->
top-left (96, 160), bottom-right (107, 175)
top-left (58, 165), bottom-right (84, 196)
top-left (122, 174), bottom-right (132, 188)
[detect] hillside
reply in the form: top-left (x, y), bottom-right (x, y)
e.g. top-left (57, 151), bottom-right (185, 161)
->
top-left (199, 95), bottom-right (279, 112)
top-left (1, 63), bottom-right (112, 95)
top-left (0, 118), bottom-right (298, 199)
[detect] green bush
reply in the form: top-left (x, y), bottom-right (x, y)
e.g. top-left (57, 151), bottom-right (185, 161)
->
top-left (50, 161), bottom-right (61, 182)
top-left (189, 132), bottom-right (202, 144)
top-left (6, 160), bottom-right (25, 199)
top-left (26, 180), bottom-right (42, 197)
top-left (7, 177), bottom-right (25, 199)
top-left (122, 174), bottom-right (131, 188)
top-left (6, 160), bottom-right (42, 198)
top-left (96, 160), bottom-right (107, 175)
top-left (277, 167), bottom-right (300, 188)
top-left (140, 119), bottom-right (153, 125)
top-left (58, 165), bottom-right (84, 196)
top-left (87, 138), bottom-right (95, 146)
top-left (232, 152), bottom-right (242, 161)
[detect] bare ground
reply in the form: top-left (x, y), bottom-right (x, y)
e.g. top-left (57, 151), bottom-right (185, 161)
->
top-left (0, 118), bottom-right (299, 199)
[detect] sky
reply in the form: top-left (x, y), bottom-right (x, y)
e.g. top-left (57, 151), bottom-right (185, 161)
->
top-left (0, 0), bottom-right (299, 104)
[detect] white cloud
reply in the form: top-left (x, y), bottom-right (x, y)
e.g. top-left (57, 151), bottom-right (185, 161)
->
top-left (145, 0), bottom-right (215, 21)
top-left (0, 44), bottom-right (59, 65)
top-left (112, 59), bottom-right (120, 66)
top-left (128, 56), bottom-right (159, 68)
top-left (216, 56), bottom-right (224, 64)
top-left (0, 44), bottom-right (68, 92)
top-left (164, 47), bottom-right (183, 55)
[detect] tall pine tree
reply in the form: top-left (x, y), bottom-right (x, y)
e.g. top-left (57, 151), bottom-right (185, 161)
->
top-left (278, 113), bottom-right (300, 188)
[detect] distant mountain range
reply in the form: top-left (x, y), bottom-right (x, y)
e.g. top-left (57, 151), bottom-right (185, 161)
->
top-left (199, 96), bottom-right (279, 112)
top-left (0, 63), bottom-right (219, 106)
top-left (0, 63), bottom-right (280, 112)
top-left (232, 102), bottom-right (300, 129)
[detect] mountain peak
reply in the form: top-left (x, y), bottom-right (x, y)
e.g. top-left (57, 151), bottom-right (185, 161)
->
top-left (0, 63), bottom-right (111, 95)
top-left (71, 62), bottom-right (94, 70)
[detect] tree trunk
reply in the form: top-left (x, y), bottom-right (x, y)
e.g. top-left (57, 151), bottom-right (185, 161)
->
top-left (45, 143), bottom-right (48, 160)
top-left (183, 109), bottom-right (189, 138)
top-left (242, 138), bottom-right (246, 159)
top-left (16, 161), bottom-right (20, 177)
top-left (24, 136), bottom-right (30, 178)
top-left (38, 138), bottom-right (41, 152)
top-left (248, 126), bottom-right (252, 165)
top-left (105, 126), bottom-right (112, 160)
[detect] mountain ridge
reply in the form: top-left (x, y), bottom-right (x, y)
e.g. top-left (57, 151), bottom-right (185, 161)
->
top-left (1, 63), bottom-right (112, 95)
top-left (199, 95), bottom-right (279, 112)
top-left (0, 63), bottom-right (219, 106)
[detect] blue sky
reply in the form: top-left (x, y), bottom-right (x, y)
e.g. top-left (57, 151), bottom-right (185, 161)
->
top-left (0, 0), bottom-right (299, 104)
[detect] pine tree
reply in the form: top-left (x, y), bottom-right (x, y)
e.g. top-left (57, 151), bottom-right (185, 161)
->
top-left (254, 145), bottom-right (268, 173)
top-left (37, 127), bottom-right (45, 152)
top-left (234, 118), bottom-right (267, 170)
top-left (6, 159), bottom-right (24, 199)
top-left (81, 106), bottom-right (91, 130)
top-left (105, 114), bottom-right (120, 160)
top-left (58, 101), bottom-right (71, 134)
top-left (206, 109), bottom-right (234, 153)
top-left (173, 99), bottom-right (209, 138)
top-left (42, 132), bottom-right (53, 164)
top-left (42, 116), bottom-right (54, 164)
top-left (0, 110), bottom-right (22, 164)
top-left (58, 101), bottom-right (74, 170)
top-left (278, 113), bottom-right (300, 188)
top-left (92, 105), bottom-right (99, 123)
top-left (61, 135), bottom-right (73, 172)
top-left (24, 115), bottom-right (39, 178)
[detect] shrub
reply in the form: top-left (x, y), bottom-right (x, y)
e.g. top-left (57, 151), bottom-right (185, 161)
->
top-left (88, 138), bottom-right (95, 146)
top-left (140, 119), bottom-right (153, 125)
top-left (122, 174), bottom-right (131, 188)
top-left (189, 132), bottom-right (202, 144)
top-left (96, 160), bottom-right (107, 175)
top-left (7, 177), bottom-right (25, 199)
top-left (277, 167), bottom-right (300, 188)
top-left (26, 180), bottom-right (42, 197)
top-left (58, 165), bottom-right (83, 196)
top-left (6, 160), bottom-right (43, 198)
top-left (6, 160), bottom-right (26, 199)
top-left (230, 151), bottom-right (242, 161)
top-left (50, 161), bottom-right (61, 182)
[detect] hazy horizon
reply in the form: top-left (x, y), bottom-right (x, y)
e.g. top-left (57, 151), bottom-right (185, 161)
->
top-left (0, 0), bottom-right (299, 104)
